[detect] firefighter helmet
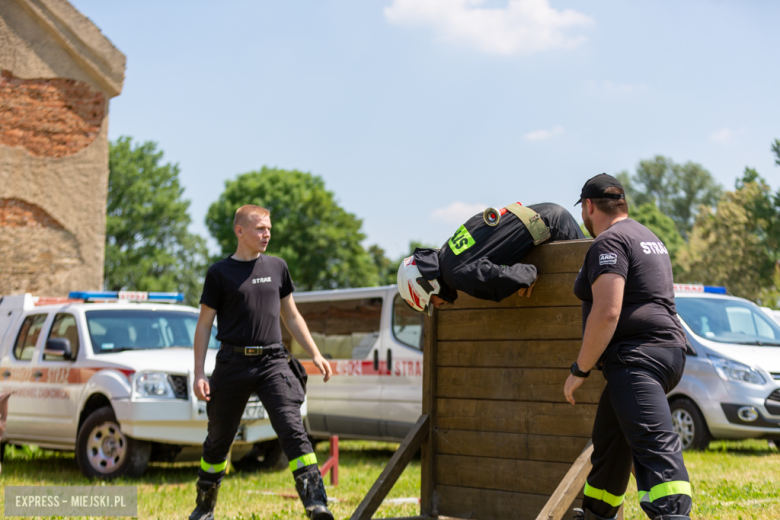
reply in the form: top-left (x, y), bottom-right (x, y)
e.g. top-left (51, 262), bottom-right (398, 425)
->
top-left (397, 255), bottom-right (441, 315)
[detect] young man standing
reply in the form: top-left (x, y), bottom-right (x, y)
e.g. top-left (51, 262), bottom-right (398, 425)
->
top-left (565, 174), bottom-right (691, 520)
top-left (190, 205), bottom-right (334, 520)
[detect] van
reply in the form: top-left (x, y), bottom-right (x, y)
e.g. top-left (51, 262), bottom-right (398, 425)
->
top-left (282, 286), bottom-right (424, 442)
top-left (669, 285), bottom-right (780, 449)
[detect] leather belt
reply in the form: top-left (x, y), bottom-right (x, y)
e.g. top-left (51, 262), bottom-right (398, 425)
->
top-left (221, 342), bottom-right (283, 356)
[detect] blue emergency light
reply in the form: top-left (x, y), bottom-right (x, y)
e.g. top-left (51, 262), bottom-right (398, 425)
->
top-left (673, 284), bottom-right (727, 295)
top-left (68, 291), bottom-right (185, 303)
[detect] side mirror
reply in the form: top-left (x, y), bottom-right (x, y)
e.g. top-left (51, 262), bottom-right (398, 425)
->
top-left (44, 338), bottom-right (72, 360)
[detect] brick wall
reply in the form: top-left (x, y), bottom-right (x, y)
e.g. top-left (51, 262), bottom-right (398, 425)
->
top-left (0, 198), bottom-right (65, 230)
top-left (0, 70), bottom-right (105, 158)
top-left (0, 198), bottom-right (83, 295)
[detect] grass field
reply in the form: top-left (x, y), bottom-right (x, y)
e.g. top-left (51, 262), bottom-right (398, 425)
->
top-left (2, 439), bottom-right (780, 519)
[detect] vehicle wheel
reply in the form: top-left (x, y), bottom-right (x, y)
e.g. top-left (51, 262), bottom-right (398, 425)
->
top-left (76, 406), bottom-right (151, 479)
top-left (670, 398), bottom-right (712, 451)
top-left (232, 439), bottom-right (288, 472)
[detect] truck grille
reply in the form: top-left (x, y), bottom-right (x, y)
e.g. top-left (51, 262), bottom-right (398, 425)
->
top-left (169, 375), bottom-right (188, 399)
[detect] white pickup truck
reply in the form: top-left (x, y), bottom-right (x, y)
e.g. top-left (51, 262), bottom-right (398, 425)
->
top-left (0, 291), bottom-right (293, 478)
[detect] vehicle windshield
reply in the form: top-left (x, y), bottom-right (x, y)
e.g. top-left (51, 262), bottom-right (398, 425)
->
top-left (86, 310), bottom-right (219, 354)
top-left (675, 297), bottom-right (780, 346)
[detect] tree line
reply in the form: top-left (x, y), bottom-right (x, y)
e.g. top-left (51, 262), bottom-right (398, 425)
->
top-left (104, 136), bottom-right (780, 308)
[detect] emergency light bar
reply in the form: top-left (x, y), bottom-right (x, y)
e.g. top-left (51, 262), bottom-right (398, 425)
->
top-left (673, 284), bottom-right (727, 294)
top-left (68, 291), bottom-right (185, 303)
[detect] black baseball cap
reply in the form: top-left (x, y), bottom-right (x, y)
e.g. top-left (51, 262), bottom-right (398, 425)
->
top-left (575, 173), bottom-right (625, 206)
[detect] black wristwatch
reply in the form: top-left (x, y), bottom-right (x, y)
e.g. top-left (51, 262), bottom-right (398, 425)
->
top-left (571, 362), bottom-right (590, 378)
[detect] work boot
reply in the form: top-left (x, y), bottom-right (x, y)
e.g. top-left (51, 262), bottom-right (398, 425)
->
top-left (572, 508), bottom-right (616, 520)
top-left (653, 516), bottom-right (691, 520)
top-left (295, 470), bottom-right (334, 520)
top-left (189, 481), bottom-right (219, 520)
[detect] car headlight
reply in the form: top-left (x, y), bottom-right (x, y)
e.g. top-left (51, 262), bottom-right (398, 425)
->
top-left (708, 355), bottom-right (766, 385)
top-left (134, 372), bottom-right (176, 399)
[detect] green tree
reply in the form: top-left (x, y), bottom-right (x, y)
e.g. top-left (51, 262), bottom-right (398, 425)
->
top-left (105, 137), bottom-right (208, 306)
top-left (676, 170), bottom-right (778, 302)
top-left (618, 156), bottom-right (722, 239)
top-left (369, 244), bottom-right (397, 286)
top-left (206, 167), bottom-right (379, 291)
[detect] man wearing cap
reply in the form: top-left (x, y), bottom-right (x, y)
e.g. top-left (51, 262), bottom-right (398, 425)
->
top-left (397, 202), bottom-right (585, 313)
top-left (564, 174), bottom-right (691, 520)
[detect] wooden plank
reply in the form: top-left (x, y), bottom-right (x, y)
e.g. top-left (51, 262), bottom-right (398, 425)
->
top-left (437, 307), bottom-right (582, 341)
top-left (436, 399), bottom-right (597, 438)
top-left (420, 310), bottom-right (437, 517)
top-left (523, 240), bottom-right (592, 275)
top-left (350, 415), bottom-right (430, 520)
top-left (535, 441), bottom-right (594, 520)
top-left (435, 430), bottom-right (590, 464)
top-left (451, 272), bottom-right (581, 310)
top-left (438, 367), bottom-right (603, 404)
top-left (435, 485), bottom-right (583, 520)
top-left (437, 340), bottom-right (582, 368)
top-left (435, 454), bottom-right (572, 496)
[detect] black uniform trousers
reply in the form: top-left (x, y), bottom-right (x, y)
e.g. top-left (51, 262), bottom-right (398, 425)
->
top-left (198, 347), bottom-right (316, 484)
top-left (583, 345), bottom-right (692, 519)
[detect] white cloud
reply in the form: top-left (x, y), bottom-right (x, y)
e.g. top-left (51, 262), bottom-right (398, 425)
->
top-left (710, 127), bottom-right (734, 143)
top-left (431, 201), bottom-right (488, 225)
top-left (523, 126), bottom-right (563, 141)
top-left (384, 0), bottom-right (593, 56)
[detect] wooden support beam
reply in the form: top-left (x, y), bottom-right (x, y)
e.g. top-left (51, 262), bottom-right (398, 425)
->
top-left (535, 440), bottom-right (593, 520)
top-left (350, 414), bottom-right (430, 520)
top-left (421, 309), bottom-right (438, 517)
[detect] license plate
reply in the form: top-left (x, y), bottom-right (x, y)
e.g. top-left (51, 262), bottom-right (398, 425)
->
top-left (242, 402), bottom-right (265, 420)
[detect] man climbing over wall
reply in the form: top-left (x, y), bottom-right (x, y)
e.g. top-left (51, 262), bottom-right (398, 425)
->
top-left (190, 205), bottom-right (334, 520)
top-left (397, 202), bottom-right (585, 311)
top-left (564, 174), bottom-right (691, 520)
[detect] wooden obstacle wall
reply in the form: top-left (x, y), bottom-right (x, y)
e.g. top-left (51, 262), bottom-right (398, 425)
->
top-left (421, 239), bottom-right (603, 520)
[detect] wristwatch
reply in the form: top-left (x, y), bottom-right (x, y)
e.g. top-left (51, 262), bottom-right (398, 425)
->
top-left (571, 362), bottom-right (590, 378)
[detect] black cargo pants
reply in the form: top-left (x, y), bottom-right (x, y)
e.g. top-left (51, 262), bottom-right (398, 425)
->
top-left (583, 345), bottom-right (692, 519)
top-left (198, 347), bottom-right (316, 484)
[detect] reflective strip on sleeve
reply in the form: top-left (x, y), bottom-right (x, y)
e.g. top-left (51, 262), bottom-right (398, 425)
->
top-left (640, 481), bottom-right (692, 503)
top-left (200, 458), bottom-right (228, 474)
top-left (289, 452), bottom-right (318, 472)
top-left (583, 482), bottom-right (625, 507)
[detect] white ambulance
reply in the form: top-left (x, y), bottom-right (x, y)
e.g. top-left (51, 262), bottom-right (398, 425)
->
top-left (0, 291), bottom-right (288, 478)
top-left (283, 286), bottom-right (424, 442)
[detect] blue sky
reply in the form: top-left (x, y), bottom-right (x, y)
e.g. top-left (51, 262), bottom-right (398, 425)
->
top-left (71, 0), bottom-right (780, 257)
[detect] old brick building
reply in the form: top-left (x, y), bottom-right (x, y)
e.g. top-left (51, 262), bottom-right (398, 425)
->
top-left (0, 0), bottom-right (125, 296)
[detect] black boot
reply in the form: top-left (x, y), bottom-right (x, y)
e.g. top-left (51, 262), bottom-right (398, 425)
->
top-left (572, 508), bottom-right (617, 520)
top-left (295, 470), bottom-right (334, 520)
top-left (189, 481), bottom-right (219, 520)
top-left (654, 516), bottom-right (691, 520)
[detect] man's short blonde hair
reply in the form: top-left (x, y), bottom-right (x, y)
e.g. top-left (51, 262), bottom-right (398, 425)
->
top-left (233, 205), bottom-right (271, 230)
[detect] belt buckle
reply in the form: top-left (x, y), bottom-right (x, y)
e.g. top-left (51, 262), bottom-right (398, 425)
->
top-left (244, 346), bottom-right (260, 356)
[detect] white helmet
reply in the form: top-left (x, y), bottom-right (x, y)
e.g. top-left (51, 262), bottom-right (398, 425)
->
top-left (397, 255), bottom-right (441, 315)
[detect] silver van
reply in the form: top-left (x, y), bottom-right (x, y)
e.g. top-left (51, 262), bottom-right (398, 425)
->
top-left (668, 285), bottom-right (780, 449)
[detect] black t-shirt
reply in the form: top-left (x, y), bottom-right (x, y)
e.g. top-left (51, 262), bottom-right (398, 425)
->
top-left (573, 218), bottom-right (685, 351)
top-left (200, 255), bottom-right (295, 346)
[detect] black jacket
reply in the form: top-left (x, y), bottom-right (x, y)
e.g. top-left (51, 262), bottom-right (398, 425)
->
top-left (414, 203), bottom-right (584, 302)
